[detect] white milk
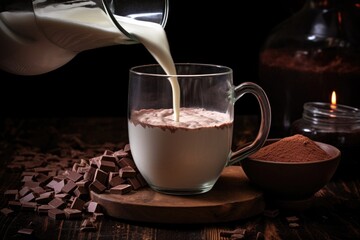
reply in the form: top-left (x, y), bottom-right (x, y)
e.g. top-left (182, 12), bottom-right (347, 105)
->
top-left (0, 5), bottom-right (180, 119)
top-left (128, 108), bottom-right (233, 191)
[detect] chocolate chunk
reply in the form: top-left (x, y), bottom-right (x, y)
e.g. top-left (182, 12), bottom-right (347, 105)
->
top-left (89, 180), bottom-right (107, 194)
top-left (35, 192), bottom-right (54, 204)
top-left (117, 157), bottom-right (137, 169)
top-left (108, 171), bottom-right (119, 181)
top-left (87, 201), bottom-right (102, 213)
top-left (119, 166), bottom-right (136, 178)
top-left (70, 197), bottom-right (85, 211)
top-left (4, 190), bottom-right (19, 200)
top-left (23, 181), bottom-right (41, 188)
top-left (48, 208), bottom-right (66, 220)
top-left (22, 175), bottom-right (35, 182)
top-left (83, 167), bottom-right (96, 181)
top-left (135, 174), bottom-right (147, 187)
top-left (46, 179), bottom-right (60, 190)
top-left (109, 175), bottom-right (126, 188)
top-left (74, 186), bottom-right (89, 199)
top-left (21, 172), bottom-right (39, 177)
top-left (61, 180), bottom-right (77, 194)
top-left (109, 184), bottom-right (132, 194)
top-left (99, 155), bottom-right (117, 163)
top-left (54, 193), bottom-right (70, 200)
top-left (17, 228), bottom-right (34, 235)
top-left (30, 187), bottom-right (46, 195)
top-left (76, 180), bottom-right (91, 188)
top-left (53, 180), bottom-right (66, 194)
top-left (19, 186), bottom-right (31, 197)
top-left (34, 167), bottom-right (52, 174)
top-left (36, 173), bottom-right (53, 186)
top-left (127, 177), bottom-right (142, 190)
top-left (93, 169), bottom-right (108, 185)
top-left (48, 198), bottom-right (66, 209)
top-left (21, 202), bottom-right (37, 211)
top-left (67, 171), bottom-right (83, 182)
top-left (99, 160), bottom-right (116, 172)
top-left (37, 205), bottom-right (54, 215)
top-left (20, 192), bottom-right (38, 203)
top-left (8, 200), bottom-right (22, 210)
top-left (64, 208), bottom-right (82, 219)
top-left (1, 208), bottom-right (14, 217)
top-left (127, 173), bottom-right (148, 190)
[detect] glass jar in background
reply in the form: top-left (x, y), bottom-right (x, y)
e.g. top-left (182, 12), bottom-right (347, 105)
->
top-left (291, 102), bottom-right (360, 177)
top-left (259, 0), bottom-right (360, 138)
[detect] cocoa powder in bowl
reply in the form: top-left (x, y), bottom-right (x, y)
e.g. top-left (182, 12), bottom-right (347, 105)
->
top-left (250, 134), bottom-right (332, 163)
top-left (242, 135), bottom-right (340, 200)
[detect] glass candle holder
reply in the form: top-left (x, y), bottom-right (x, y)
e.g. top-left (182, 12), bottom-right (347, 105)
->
top-left (291, 102), bottom-right (360, 177)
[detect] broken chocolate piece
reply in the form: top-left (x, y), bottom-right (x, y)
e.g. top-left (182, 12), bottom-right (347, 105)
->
top-left (119, 166), bottom-right (136, 178)
top-left (48, 208), bottom-right (66, 220)
top-left (48, 198), bottom-right (66, 209)
top-left (37, 205), bottom-right (54, 215)
top-left (67, 171), bottom-right (83, 182)
top-left (87, 201), bottom-right (102, 213)
top-left (89, 180), bottom-right (107, 194)
top-left (64, 208), bottom-right (82, 219)
top-left (70, 197), bottom-right (85, 211)
top-left (1, 208), bottom-right (14, 217)
top-left (93, 169), bottom-right (108, 186)
top-left (109, 184), bottom-right (132, 194)
top-left (61, 180), bottom-right (77, 194)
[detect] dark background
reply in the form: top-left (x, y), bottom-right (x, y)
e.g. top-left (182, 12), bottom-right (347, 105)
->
top-left (0, 0), bottom-right (305, 118)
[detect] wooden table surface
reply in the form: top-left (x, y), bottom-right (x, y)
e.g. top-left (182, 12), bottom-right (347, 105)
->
top-left (0, 117), bottom-right (360, 240)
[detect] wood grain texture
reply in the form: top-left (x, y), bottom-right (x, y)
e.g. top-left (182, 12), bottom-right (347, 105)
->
top-left (91, 166), bottom-right (265, 223)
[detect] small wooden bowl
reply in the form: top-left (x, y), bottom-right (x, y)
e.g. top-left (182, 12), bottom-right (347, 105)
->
top-left (241, 139), bottom-right (341, 200)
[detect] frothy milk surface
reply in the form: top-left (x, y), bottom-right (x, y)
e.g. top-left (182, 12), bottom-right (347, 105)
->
top-left (128, 108), bottom-right (233, 191)
top-left (131, 108), bottom-right (231, 129)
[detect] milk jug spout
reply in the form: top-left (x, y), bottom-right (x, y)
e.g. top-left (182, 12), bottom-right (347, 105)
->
top-left (0, 0), bottom-right (169, 75)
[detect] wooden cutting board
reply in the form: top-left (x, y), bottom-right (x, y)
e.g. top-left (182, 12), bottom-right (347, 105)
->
top-left (91, 166), bottom-right (264, 224)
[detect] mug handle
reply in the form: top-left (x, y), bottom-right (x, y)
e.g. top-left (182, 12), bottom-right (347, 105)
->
top-left (227, 82), bottom-right (271, 166)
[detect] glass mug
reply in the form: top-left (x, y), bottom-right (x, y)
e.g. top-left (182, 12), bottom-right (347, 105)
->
top-left (0, 0), bottom-right (168, 75)
top-left (128, 63), bottom-right (271, 195)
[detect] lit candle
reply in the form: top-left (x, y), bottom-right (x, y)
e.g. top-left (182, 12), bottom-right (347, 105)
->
top-left (330, 91), bottom-right (337, 110)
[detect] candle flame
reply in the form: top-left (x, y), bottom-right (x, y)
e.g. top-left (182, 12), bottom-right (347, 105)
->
top-left (331, 91), bottom-right (336, 110)
top-left (331, 91), bottom-right (336, 105)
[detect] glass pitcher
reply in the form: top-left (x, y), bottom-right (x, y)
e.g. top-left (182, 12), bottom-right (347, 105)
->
top-left (0, 0), bottom-right (168, 75)
top-left (259, 0), bottom-right (360, 137)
